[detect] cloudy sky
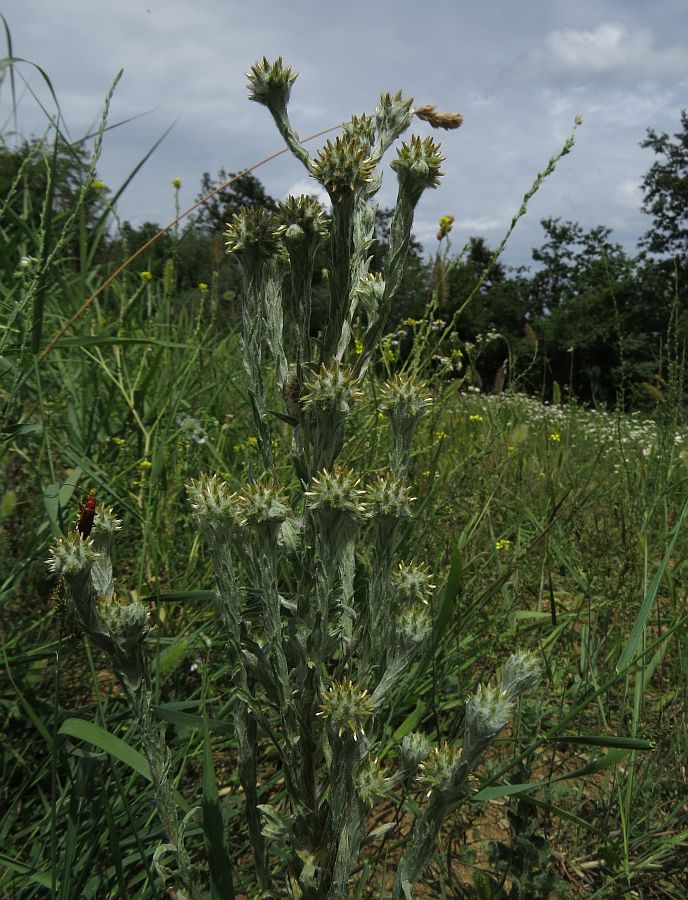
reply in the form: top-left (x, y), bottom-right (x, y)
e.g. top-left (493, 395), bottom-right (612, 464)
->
top-left (2, 0), bottom-right (687, 267)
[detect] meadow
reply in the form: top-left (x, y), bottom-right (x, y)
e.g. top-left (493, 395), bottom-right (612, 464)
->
top-left (1, 55), bottom-right (687, 899)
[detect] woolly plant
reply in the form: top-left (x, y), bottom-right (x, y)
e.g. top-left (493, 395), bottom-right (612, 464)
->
top-left (47, 58), bottom-right (541, 899)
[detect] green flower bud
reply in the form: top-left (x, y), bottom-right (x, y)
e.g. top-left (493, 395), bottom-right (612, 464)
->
top-left (391, 135), bottom-right (445, 204)
top-left (462, 684), bottom-right (513, 764)
top-left (274, 195), bottom-right (329, 247)
top-left (374, 91), bottom-right (414, 155)
top-left (398, 604), bottom-right (431, 648)
top-left (401, 731), bottom-right (432, 770)
top-left (187, 474), bottom-right (241, 527)
top-left (310, 136), bottom-right (376, 199)
top-left (392, 561), bottom-right (435, 605)
top-left (46, 532), bottom-right (100, 575)
top-left (305, 466), bottom-right (365, 517)
top-left (356, 759), bottom-right (389, 807)
top-left (238, 479), bottom-right (291, 527)
top-left (246, 56), bottom-right (297, 114)
top-left (318, 678), bottom-right (374, 740)
top-left (500, 651), bottom-right (541, 701)
top-left (364, 474), bottom-right (415, 520)
top-left (418, 743), bottom-right (462, 796)
top-left (224, 207), bottom-right (279, 261)
top-left (301, 362), bottom-right (362, 413)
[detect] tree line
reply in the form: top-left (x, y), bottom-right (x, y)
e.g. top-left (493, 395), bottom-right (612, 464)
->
top-left (2, 110), bottom-right (686, 409)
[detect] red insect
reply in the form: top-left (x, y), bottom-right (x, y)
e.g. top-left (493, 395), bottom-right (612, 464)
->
top-left (76, 493), bottom-right (98, 538)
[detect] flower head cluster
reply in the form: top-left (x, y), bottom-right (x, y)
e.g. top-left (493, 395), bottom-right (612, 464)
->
top-left (391, 135), bottom-right (444, 202)
top-left (418, 743), bottom-right (463, 796)
top-left (356, 759), bottom-right (389, 806)
top-left (397, 604), bottom-right (431, 648)
top-left (462, 684), bottom-right (513, 763)
top-left (342, 113), bottom-right (376, 151)
top-left (47, 532), bottom-right (100, 575)
top-left (364, 474), bottom-right (414, 520)
top-left (246, 56), bottom-right (297, 113)
top-left (187, 474), bottom-right (241, 527)
top-left (305, 467), bottom-right (364, 516)
top-left (97, 595), bottom-right (150, 643)
top-left (392, 561), bottom-right (435, 605)
top-left (500, 651), bottom-right (541, 701)
top-left (318, 678), bottom-right (374, 740)
top-left (380, 374), bottom-right (432, 422)
top-left (224, 207), bottom-right (279, 261)
top-left (238, 479), bottom-right (291, 527)
top-left (310, 136), bottom-right (376, 199)
top-left (401, 731), bottom-right (432, 770)
top-left (301, 362), bottom-right (362, 412)
top-left (274, 195), bottom-right (329, 247)
top-left (91, 504), bottom-right (122, 536)
top-left (374, 90), bottom-right (414, 152)
top-left (354, 272), bottom-right (386, 319)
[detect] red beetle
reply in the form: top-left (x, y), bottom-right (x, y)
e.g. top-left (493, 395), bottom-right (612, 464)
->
top-left (76, 493), bottom-right (98, 538)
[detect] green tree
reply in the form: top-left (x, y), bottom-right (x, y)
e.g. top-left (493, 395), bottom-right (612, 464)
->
top-left (640, 109), bottom-right (688, 260)
top-left (190, 168), bottom-right (278, 236)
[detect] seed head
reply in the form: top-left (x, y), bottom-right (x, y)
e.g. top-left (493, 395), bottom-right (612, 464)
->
top-left (47, 533), bottom-right (100, 575)
top-left (246, 56), bottom-right (297, 113)
top-left (413, 104), bottom-right (464, 131)
top-left (310, 136), bottom-right (376, 199)
top-left (318, 678), bottom-right (374, 740)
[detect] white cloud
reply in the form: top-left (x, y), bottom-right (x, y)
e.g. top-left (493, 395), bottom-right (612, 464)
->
top-left (521, 23), bottom-right (687, 82)
top-left (285, 178), bottom-right (331, 211)
top-left (615, 178), bottom-right (643, 211)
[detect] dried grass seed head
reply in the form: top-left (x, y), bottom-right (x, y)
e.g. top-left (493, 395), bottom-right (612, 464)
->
top-left (413, 104), bottom-right (464, 131)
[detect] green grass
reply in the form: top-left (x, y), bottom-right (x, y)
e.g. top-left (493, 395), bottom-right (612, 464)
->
top-left (2, 51), bottom-right (688, 900)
